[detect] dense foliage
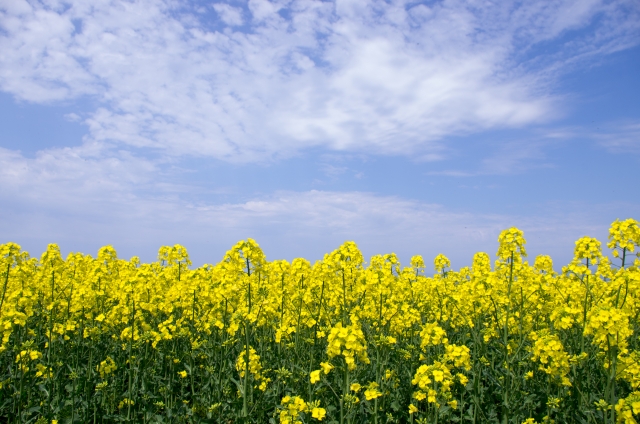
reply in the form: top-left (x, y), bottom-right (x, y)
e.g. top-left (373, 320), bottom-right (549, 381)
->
top-left (1, 219), bottom-right (640, 424)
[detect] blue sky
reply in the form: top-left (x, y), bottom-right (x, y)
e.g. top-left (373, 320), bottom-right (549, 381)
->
top-left (1, 0), bottom-right (639, 270)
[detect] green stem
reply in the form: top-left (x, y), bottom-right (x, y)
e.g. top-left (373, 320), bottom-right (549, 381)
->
top-left (127, 298), bottom-right (135, 422)
top-left (502, 252), bottom-right (514, 423)
top-left (242, 322), bottom-right (250, 418)
top-left (0, 262), bottom-right (10, 319)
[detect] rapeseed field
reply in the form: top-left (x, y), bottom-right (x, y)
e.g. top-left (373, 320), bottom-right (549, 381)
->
top-left (1, 219), bottom-right (639, 423)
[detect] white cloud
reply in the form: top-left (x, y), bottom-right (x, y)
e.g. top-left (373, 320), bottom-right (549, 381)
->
top-left (1, 146), bottom-right (633, 268)
top-left (429, 139), bottom-right (558, 177)
top-left (64, 112), bottom-right (81, 122)
top-left (213, 3), bottom-right (243, 26)
top-left (0, 143), bottom-right (156, 207)
top-left (509, 120), bottom-right (640, 157)
top-left (594, 121), bottom-right (640, 154)
top-left (248, 0), bottom-right (283, 22)
top-left (0, 0), bottom-right (638, 162)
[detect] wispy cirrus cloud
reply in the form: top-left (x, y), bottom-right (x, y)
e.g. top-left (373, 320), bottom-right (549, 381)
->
top-left (593, 121), bottom-right (640, 154)
top-left (427, 138), bottom-right (559, 177)
top-left (1, 0), bottom-right (638, 162)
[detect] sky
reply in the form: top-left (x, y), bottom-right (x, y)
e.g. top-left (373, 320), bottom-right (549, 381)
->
top-left (1, 0), bottom-right (639, 270)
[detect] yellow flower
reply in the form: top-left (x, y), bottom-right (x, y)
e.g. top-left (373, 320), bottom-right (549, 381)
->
top-left (118, 398), bottom-right (135, 408)
top-left (280, 396), bottom-right (307, 424)
top-left (178, 370), bottom-right (187, 378)
top-left (350, 383), bottom-right (361, 393)
top-left (434, 254), bottom-right (451, 273)
top-left (409, 254), bottom-right (425, 270)
top-left (311, 407), bottom-right (326, 420)
top-left (310, 370), bottom-right (321, 384)
top-left (97, 357), bottom-right (117, 379)
top-left (326, 322), bottom-right (369, 370)
top-left (497, 227), bottom-right (527, 260)
top-left (409, 404), bottom-right (418, 414)
top-left (236, 346), bottom-right (265, 381)
top-left (615, 392), bottom-right (640, 423)
top-left (364, 382), bottom-right (382, 400)
top-left (420, 322), bottom-right (448, 347)
top-left (529, 331), bottom-right (571, 383)
top-left (444, 344), bottom-right (471, 369)
top-left (384, 369), bottom-right (394, 380)
top-left (457, 373), bottom-right (469, 386)
top-left (320, 362), bottom-right (333, 374)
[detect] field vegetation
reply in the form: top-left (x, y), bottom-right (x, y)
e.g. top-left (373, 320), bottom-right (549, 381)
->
top-left (1, 219), bottom-right (640, 423)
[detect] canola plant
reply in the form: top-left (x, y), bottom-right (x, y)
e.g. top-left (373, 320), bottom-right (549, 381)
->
top-left (1, 219), bottom-right (639, 424)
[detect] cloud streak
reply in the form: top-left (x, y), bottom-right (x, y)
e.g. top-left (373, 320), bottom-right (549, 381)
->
top-left (594, 121), bottom-right (640, 154)
top-left (1, 145), bottom-right (634, 268)
top-left (2, 0), bottom-right (637, 161)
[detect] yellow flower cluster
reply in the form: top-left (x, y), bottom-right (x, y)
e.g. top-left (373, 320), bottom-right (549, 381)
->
top-left (616, 391), bottom-right (640, 424)
top-left (279, 396), bottom-right (326, 423)
top-left (413, 320), bottom-right (471, 406)
top-left (364, 381), bottom-right (383, 400)
top-left (326, 321), bottom-right (370, 370)
top-left (618, 351), bottom-right (640, 390)
top-left (433, 254), bottom-right (451, 273)
top-left (443, 344), bottom-right (471, 369)
top-left (574, 237), bottom-right (603, 263)
top-left (14, 349), bottom-right (42, 372)
top-left (419, 322), bottom-right (448, 348)
top-left (584, 306), bottom-right (633, 352)
top-left (279, 396), bottom-right (307, 424)
top-left (96, 356), bottom-right (117, 379)
top-left (529, 331), bottom-right (571, 386)
top-left (236, 345), bottom-right (269, 390)
top-left (608, 219), bottom-right (640, 259)
top-left (0, 219), bottom-right (639, 423)
top-left (412, 361), bottom-right (453, 404)
top-left (497, 227), bottom-right (527, 260)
